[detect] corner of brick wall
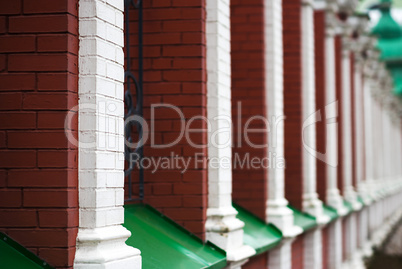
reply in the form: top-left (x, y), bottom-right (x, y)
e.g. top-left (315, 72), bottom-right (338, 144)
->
top-left (314, 10), bottom-right (328, 202)
top-left (0, 1), bottom-right (79, 268)
top-left (124, 0), bottom-right (208, 240)
top-left (283, 0), bottom-right (303, 209)
top-left (230, 0), bottom-right (267, 220)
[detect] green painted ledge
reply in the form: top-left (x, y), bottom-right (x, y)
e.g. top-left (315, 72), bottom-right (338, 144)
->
top-left (0, 232), bottom-right (53, 269)
top-left (288, 206), bottom-right (317, 231)
top-left (357, 196), bottom-right (366, 207)
top-left (323, 205), bottom-right (338, 222)
top-left (343, 200), bottom-right (354, 215)
top-left (233, 204), bottom-right (282, 255)
top-left (124, 204), bottom-right (227, 269)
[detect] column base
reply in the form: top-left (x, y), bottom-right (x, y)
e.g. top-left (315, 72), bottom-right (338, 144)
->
top-left (303, 194), bottom-right (330, 225)
top-left (327, 190), bottom-right (348, 216)
top-left (206, 207), bottom-right (256, 263)
top-left (74, 225), bottom-right (141, 269)
top-left (344, 188), bottom-right (363, 211)
top-left (266, 200), bottom-right (303, 237)
top-left (358, 185), bottom-right (373, 206)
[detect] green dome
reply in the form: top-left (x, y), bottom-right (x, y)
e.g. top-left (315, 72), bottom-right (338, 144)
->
top-left (369, 0), bottom-right (402, 96)
top-left (371, 0), bottom-right (402, 38)
top-left (377, 38), bottom-right (402, 59)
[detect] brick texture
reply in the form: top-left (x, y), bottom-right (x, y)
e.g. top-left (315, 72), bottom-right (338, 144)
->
top-left (125, 0), bottom-right (208, 239)
top-left (335, 36), bottom-right (344, 195)
top-left (243, 253), bottom-right (268, 269)
top-left (0, 1), bottom-right (79, 268)
top-left (231, 0), bottom-right (267, 220)
top-left (283, 0), bottom-right (303, 209)
top-left (314, 11), bottom-right (328, 202)
top-left (292, 235), bottom-right (305, 269)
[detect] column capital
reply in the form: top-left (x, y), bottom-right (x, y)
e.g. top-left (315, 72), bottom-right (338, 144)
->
top-left (325, 9), bottom-right (339, 36)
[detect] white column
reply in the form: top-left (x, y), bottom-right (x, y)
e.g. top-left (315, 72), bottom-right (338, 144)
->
top-left (341, 37), bottom-right (361, 210)
top-left (74, 0), bottom-right (141, 268)
top-left (328, 219), bottom-right (342, 269)
top-left (268, 239), bottom-right (293, 269)
top-left (304, 229), bottom-right (323, 269)
top-left (265, 0), bottom-right (301, 267)
top-left (344, 214), bottom-right (357, 260)
top-left (205, 0), bottom-right (255, 265)
top-left (265, 0), bottom-right (302, 237)
top-left (353, 54), bottom-right (369, 204)
top-left (301, 0), bottom-right (329, 224)
top-left (363, 69), bottom-right (375, 199)
top-left (324, 11), bottom-right (347, 215)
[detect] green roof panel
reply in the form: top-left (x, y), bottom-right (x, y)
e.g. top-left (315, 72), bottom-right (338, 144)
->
top-left (343, 200), bottom-right (354, 215)
top-left (233, 204), bottom-right (282, 255)
top-left (323, 205), bottom-right (339, 222)
top-left (288, 206), bottom-right (317, 231)
top-left (0, 232), bottom-right (53, 269)
top-left (124, 204), bottom-right (226, 269)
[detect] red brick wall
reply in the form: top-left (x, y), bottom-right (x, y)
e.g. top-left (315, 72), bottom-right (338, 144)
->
top-left (125, 0), bottom-right (208, 239)
top-left (335, 36), bottom-right (344, 195)
top-left (0, 1), bottom-right (79, 268)
top-left (283, 0), bottom-right (303, 209)
top-left (292, 235), bottom-right (305, 269)
top-left (314, 10), bottom-right (328, 203)
top-left (244, 254), bottom-right (268, 269)
top-left (230, 0), bottom-right (267, 220)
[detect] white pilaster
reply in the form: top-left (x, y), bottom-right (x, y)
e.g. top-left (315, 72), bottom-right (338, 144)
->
top-left (341, 36), bottom-right (361, 210)
top-left (324, 9), bottom-right (348, 216)
top-left (344, 214), bottom-right (357, 261)
top-left (265, 0), bottom-right (302, 239)
top-left (205, 0), bottom-right (255, 264)
top-left (304, 228), bottom-right (323, 269)
top-left (268, 239), bottom-right (293, 269)
top-left (353, 52), bottom-right (370, 204)
top-left (74, 0), bottom-right (141, 268)
top-left (328, 219), bottom-right (342, 269)
top-left (363, 67), bottom-right (376, 200)
top-left (301, 0), bottom-right (329, 224)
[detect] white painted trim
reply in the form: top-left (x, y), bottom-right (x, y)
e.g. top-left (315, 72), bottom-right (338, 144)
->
top-left (328, 219), bottom-right (343, 269)
top-left (301, 0), bottom-right (329, 224)
top-left (304, 228), bottom-right (323, 269)
top-left (205, 0), bottom-right (256, 263)
top-left (268, 239), bottom-right (293, 269)
top-left (74, 0), bottom-right (141, 268)
top-left (265, 0), bottom-right (302, 239)
top-left (324, 11), bottom-right (347, 216)
top-left (341, 39), bottom-right (361, 210)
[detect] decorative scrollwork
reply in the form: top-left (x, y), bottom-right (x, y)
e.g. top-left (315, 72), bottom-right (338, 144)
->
top-left (124, 0), bottom-right (144, 202)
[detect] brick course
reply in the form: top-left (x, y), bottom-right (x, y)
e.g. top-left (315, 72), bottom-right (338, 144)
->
top-left (283, 0), bottom-right (303, 209)
top-left (125, 0), bottom-right (208, 239)
top-left (314, 10), bottom-right (328, 202)
top-left (0, 1), bottom-right (79, 268)
top-left (231, 0), bottom-right (267, 220)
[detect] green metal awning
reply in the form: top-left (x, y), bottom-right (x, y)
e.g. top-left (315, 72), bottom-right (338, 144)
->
top-left (124, 204), bottom-right (227, 269)
top-left (343, 200), bottom-right (354, 215)
top-left (288, 206), bottom-right (317, 231)
top-left (0, 232), bottom-right (53, 269)
top-left (233, 204), bottom-right (282, 255)
top-left (357, 196), bottom-right (366, 206)
top-left (323, 205), bottom-right (339, 222)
